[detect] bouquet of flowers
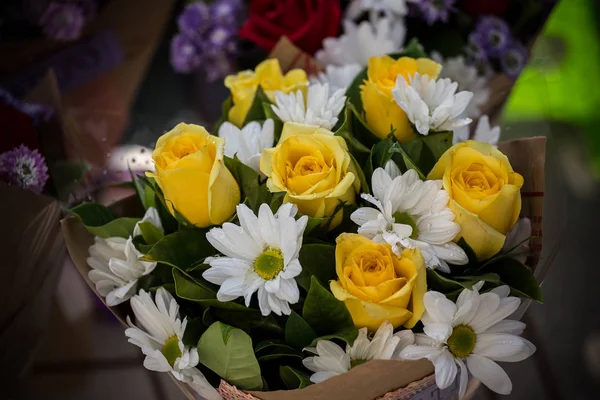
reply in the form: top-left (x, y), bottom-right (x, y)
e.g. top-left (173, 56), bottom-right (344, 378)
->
top-left (64, 43), bottom-right (547, 399)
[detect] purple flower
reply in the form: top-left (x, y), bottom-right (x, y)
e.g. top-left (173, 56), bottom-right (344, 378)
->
top-left (417, 0), bottom-right (456, 25)
top-left (501, 41), bottom-right (528, 79)
top-left (210, 0), bottom-right (244, 26)
top-left (203, 25), bottom-right (237, 55)
top-left (170, 34), bottom-right (203, 74)
top-left (466, 32), bottom-right (488, 62)
top-left (40, 2), bottom-right (85, 41)
top-left (0, 89), bottom-right (54, 125)
top-left (177, 2), bottom-right (210, 37)
top-left (203, 53), bottom-right (237, 82)
top-left (0, 145), bottom-right (49, 194)
top-left (473, 16), bottom-right (512, 58)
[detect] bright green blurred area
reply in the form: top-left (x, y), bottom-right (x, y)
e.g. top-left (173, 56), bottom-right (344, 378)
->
top-left (503, 0), bottom-right (600, 171)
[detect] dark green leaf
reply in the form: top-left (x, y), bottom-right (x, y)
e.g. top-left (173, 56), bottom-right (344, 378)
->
top-left (255, 341), bottom-right (302, 362)
top-left (482, 258), bottom-right (543, 302)
top-left (137, 264), bottom-right (174, 291)
top-left (457, 237), bottom-right (478, 266)
top-left (350, 152), bottom-right (369, 194)
top-left (269, 192), bottom-right (285, 213)
top-left (365, 137), bottom-right (395, 180)
top-left (303, 276), bottom-right (354, 336)
top-left (389, 142), bottom-right (426, 179)
top-left (70, 203), bottom-right (140, 238)
top-left (182, 317), bottom-right (207, 348)
top-left (212, 308), bottom-right (283, 335)
top-left (224, 155), bottom-right (272, 213)
top-left (334, 102), bottom-right (372, 155)
top-left (137, 221), bottom-right (163, 245)
top-left (242, 85), bottom-right (269, 126)
top-left (426, 268), bottom-right (468, 293)
top-left (280, 365), bottom-right (312, 389)
top-left (307, 325), bottom-right (359, 347)
top-left (52, 160), bottom-right (91, 202)
top-left (285, 311), bottom-right (317, 351)
top-left (130, 170), bottom-right (156, 210)
top-left (142, 229), bottom-right (215, 270)
top-left (297, 244), bottom-right (337, 292)
top-left (197, 322), bottom-right (263, 390)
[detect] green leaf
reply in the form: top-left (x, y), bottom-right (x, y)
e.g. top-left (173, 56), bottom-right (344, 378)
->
top-left (224, 155), bottom-right (272, 213)
top-left (389, 38), bottom-right (427, 59)
top-left (280, 366), bottom-right (312, 389)
top-left (482, 258), bottom-right (543, 302)
top-left (389, 142), bottom-right (426, 179)
top-left (269, 192), bottom-right (285, 213)
top-left (70, 203), bottom-right (140, 238)
top-left (303, 276), bottom-right (354, 336)
top-left (307, 325), bottom-right (359, 347)
top-left (457, 237), bottom-right (478, 266)
top-left (426, 268), bottom-right (468, 293)
top-left (137, 264), bottom-right (175, 291)
top-left (52, 160), bottom-right (91, 201)
top-left (350, 152), bottom-right (369, 194)
top-left (418, 132), bottom-right (453, 175)
top-left (334, 102), bottom-right (373, 155)
top-left (137, 221), bottom-right (163, 245)
top-left (262, 102), bottom-right (284, 142)
top-left (297, 244), bottom-right (337, 292)
top-left (197, 322), bottom-right (263, 390)
top-left (142, 229), bottom-right (215, 270)
top-left (243, 85), bottom-right (269, 126)
top-left (130, 170), bottom-right (156, 210)
top-left (212, 308), bottom-right (284, 335)
top-left (365, 137), bottom-right (395, 180)
top-left (255, 340), bottom-right (302, 362)
top-left (182, 317), bottom-right (207, 348)
top-left (285, 311), bottom-right (317, 351)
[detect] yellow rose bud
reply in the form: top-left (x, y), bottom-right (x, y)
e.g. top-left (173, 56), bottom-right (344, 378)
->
top-left (330, 233), bottom-right (427, 331)
top-left (260, 122), bottom-right (360, 229)
top-left (224, 59), bottom-right (308, 128)
top-left (150, 123), bottom-right (240, 227)
top-left (360, 56), bottom-right (441, 142)
top-left (428, 140), bottom-right (524, 260)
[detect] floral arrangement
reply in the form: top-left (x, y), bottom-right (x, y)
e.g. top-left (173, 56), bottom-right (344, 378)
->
top-left (69, 37), bottom-right (544, 399)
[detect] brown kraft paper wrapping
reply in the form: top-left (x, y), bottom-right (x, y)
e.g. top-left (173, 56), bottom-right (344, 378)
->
top-left (62, 138), bottom-right (546, 400)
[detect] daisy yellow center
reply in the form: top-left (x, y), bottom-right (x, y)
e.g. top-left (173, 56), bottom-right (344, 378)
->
top-left (392, 212), bottom-right (419, 239)
top-left (254, 248), bottom-right (284, 280)
top-left (162, 335), bottom-right (182, 367)
top-left (447, 324), bottom-right (476, 359)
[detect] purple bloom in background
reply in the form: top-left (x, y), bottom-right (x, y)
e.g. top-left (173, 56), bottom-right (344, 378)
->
top-left (210, 0), bottom-right (244, 26)
top-left (473, 16), bottom-right (512, 58)
top-left (0, 89), bottom-right (54, 125)
top-left (177, 2), bottom-right (210, 37)
top-left (203, 25), bottom-right (237, 55)
top-left (204, 53), bottom-right (237, 82)
top-left (501, 41), bottom-right (528, 79)
top-left (417, 0), bottom-right (456, 25)
top-left (0, 145), bottom-right (49, 194)
top-left (40, 2), bottom-right (85, 41)
top-left (170, 34), bottom-right (203, 73)
top-left (466, 32), bottom-right (488, 62)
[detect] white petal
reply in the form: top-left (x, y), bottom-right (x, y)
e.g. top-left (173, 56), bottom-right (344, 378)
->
top-left (467, 354), bottom-right (512, 395)
top-left (351, 207), bottom-right (382, 227)
top-left (424, 322), bottom-right (452, 343)
top-left (485, 320), bottom-right (526, 335)
top-left (424, 291), bottom-right (457, 325)
top-left (310, 371), bottom-right (341, 383)
top-left (400, 345), bottom-right (442, 361)
top-left (433, 349), bottom-right (458, 390)
top-left (456, 358), bottom-right (469, 399)
top-left (473, 333), bottom-right (536, 362)
top-left (392, 330), bottom-right (415, 358)
top-left (371, 168), bottom-right (393, 203)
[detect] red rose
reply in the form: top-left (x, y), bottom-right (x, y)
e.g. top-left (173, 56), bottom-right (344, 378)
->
top-left (239, 0), bottom-right (342, 55)
top-left (459, 0), bottom-right (511, 17)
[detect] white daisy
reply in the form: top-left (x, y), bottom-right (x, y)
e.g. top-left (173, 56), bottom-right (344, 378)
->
top-left (345, 0), bottom-right (416, 22)
top-left (133, 206), bottom-right (163, 237)
top-left (316, 18), bottom-right (405, 67)
top-left (302, 321), bottom-right (404, 383)
top-left (431, 52), bottom-right (490, 119)
top-left (87, 207), bottom-right (163, 306)
top-left (271, 83), bottom-right (346, 130)
top-left (125, 288), bottom-right (221, 400)
top-left (202, 203), bottom-right (308, 316)
top-left (392, 73), bottom-right (473, 136)
top-left (310, 64), bottom-right (363, 92)
top-left (453, 115), bottom-right (501, 147)
top-left (218, 119), bottom-right (274, 173)
top-left (400, 283), bottom-right (536, 398)
top-left (350, 168), bottom-right (468, 272)
top-left (502, 217), bottom-right (531, 264)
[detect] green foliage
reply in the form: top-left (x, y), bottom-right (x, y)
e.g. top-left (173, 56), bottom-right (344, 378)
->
top-left (52, 160), bottom-right (91, 202)
top-left (224, 155), bottom-right (272, 213)
top-left (284, 311), bottom-right (317, 351)
top-left (142, 229), bottom-right (215, 270)
top-left (136, 221), bottom-right (163, 246)
top-left (243, 85), bottom-right (269, 127)
top-left (279, 366), bottom-right (312, 389)
top-left (482, 258), bottom-right (543, 302)
top-left (70, 203), bottom-right (139, 238)
top-left (130, 170), bottom-right (156, 210)
top-left (297, 244), bottom-right (337, 292)
top-left (255, 340), bottom-right (303, 362)
top-left (197, 322), bottom-right (263, 390)
top-left (302, 277), bottom-right (357, 343)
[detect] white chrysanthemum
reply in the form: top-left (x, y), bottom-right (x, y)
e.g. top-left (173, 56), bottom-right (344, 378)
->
top-left (432, 52), bottom-right (489, 119)
top-left (350, 168), bottom-right (468, 272)
top-left (87, 207), bottom-right (163, 306)
top-left (310, 64), bottom-right (363, 92)
top-left (453, 115), bottom-right (501, 147)
top-left (218, 119), bottom-right (274, 173)
top-left (271, 83), bottom-right (346, 130)
top-left (400, 283), bottom-right (536, 399)
top-left (346, 0), bottom-right (416, 22)
top-left (203, 203), bottom-right (308, 316)
top-left (125, 288), bottom-right (221, 400)
top-left (392, 73), bottom-right (473, 136)
top-left (302, 321), bottom-right (406, 383)
top-left (502, 217), bottom-right (531, 264)
top-left (316, 18), bottom-right (405, 67)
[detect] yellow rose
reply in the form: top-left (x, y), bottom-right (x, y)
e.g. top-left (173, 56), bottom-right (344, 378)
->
top-left (427, 140), bottom-right (524, 260)
top-left (260, 122), bottom-right (360, 229)
top-left (330, 234), bottom-right (426, 331)
top-left (360, 56), bottom-right (441, 142)
top-left (151, 123), bottom-right (240, 227)
top-left (224, 59), bottom-right (308, 128)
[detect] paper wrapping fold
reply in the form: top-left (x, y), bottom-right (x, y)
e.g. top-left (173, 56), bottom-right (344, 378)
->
top-left (61, 139), bottom-right (546, 400)
top-left (0, 183), bottom-right (64, 380)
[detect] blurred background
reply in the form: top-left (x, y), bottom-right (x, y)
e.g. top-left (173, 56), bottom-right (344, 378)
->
top-left (2, 0), bottom-right (600, 399)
